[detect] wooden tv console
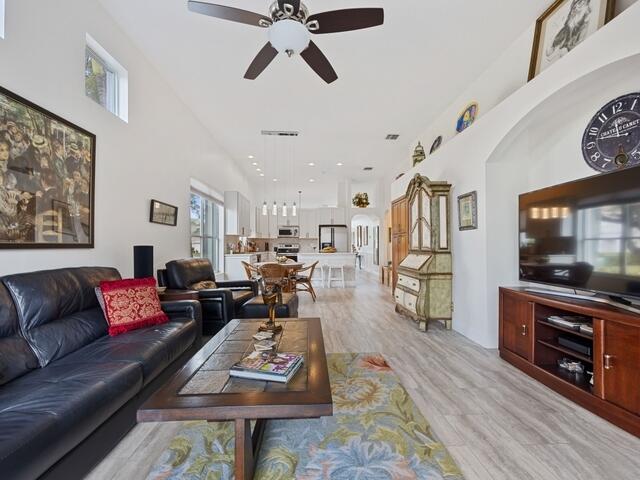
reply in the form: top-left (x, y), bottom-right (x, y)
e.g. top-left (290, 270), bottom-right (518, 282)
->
top-left (499, 287), bottom-right (640, 437)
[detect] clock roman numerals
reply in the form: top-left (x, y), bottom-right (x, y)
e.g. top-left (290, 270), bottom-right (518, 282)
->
top-left (612, 102), bottom-right (623, 115)
top-left (583, 93), bottom-right (640, 173)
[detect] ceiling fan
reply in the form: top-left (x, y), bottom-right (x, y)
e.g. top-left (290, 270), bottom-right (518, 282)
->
top-left (187, 1), bottom-right (384, 84)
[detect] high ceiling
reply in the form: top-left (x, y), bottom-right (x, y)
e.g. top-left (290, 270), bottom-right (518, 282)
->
top-left (99, 0), bottom-right (549, 206)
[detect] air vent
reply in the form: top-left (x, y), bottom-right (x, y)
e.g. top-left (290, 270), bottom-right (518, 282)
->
top-left (363, 167), bottom-right (374, 171)
top-left (385, 134), bottom-right (400, 140)
top-left (261, 130), bottom-right (300, 137)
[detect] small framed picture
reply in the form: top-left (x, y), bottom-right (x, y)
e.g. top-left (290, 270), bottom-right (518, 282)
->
top-left (149, 199), bottom-right (178, 226)
top-left (529, 0), bottom-right (616, 81)
top-left (458, 191), bottom-right (478, 231)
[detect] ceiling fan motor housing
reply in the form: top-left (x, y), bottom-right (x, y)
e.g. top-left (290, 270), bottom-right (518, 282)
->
top-left (269, 1), bottom-right (308, 22)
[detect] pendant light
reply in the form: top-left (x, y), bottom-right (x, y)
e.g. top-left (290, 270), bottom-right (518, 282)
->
top-left (272, 201), bottom-right (277, 216)
top-left (293, 190), bottom-right (301, 217)
top-left (282, 202), bottom-right (288, 217)
top-left (261, 136), bottom-right (268, 215)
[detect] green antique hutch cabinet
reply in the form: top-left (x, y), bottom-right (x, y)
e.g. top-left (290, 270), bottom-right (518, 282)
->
top-left (394, 174), bottom-right (453, 330)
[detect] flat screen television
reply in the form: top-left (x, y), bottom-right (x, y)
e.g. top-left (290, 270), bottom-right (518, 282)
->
top-left (519, 166), bottom-right (640, 300)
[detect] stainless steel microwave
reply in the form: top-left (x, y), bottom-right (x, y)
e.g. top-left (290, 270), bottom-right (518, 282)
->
top-left (278, 226), bottom-right (299, 238)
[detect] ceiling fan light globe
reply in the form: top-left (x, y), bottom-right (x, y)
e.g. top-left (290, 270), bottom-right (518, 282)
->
top-left (269, 19), bottom-right (310, 55)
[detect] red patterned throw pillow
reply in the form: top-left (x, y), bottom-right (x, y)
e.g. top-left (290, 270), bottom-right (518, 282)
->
top-left (98, 278), bottom-right (168, 336)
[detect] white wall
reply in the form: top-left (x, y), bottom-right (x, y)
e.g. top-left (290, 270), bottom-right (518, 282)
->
top-left (394, 0), bottom-right (639, 182)
top-left (392, 3), bottom-right (640, 347)
top-left (0, 0), bottom-right (251, 276)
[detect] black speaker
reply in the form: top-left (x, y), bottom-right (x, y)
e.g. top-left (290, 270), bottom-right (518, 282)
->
top-left (133, 245), bottom-right (154, 279)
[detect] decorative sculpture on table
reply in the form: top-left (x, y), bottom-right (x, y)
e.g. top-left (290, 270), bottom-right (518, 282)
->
top-left (259, 279), bottom-right (283, 333)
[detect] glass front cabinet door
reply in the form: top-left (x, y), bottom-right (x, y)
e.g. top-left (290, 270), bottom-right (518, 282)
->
top-left (407, 175), bottom-right (450, 253)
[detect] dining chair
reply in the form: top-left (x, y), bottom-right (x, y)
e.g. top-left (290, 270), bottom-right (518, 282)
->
top-left (257, 263), bottom-right (290, 291)
top-left (241, 261), bottom-right (260, 281)
top-left (293, 261), bottom-right (319, 302)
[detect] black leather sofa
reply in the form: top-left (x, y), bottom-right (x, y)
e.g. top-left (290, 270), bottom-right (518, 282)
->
top-left (163, 258), bottom-right (259, 335)
top-left (0, 267), bottom-right (202, 480)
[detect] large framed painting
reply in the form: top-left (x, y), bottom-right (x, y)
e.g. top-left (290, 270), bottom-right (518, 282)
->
top-left (529, 0), bottom-right (616, 81)
top-left (0, 86), bottom-right (95, 248)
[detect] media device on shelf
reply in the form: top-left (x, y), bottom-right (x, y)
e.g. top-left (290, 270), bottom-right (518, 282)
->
top-left (519, 166), bottom-right (640, 313)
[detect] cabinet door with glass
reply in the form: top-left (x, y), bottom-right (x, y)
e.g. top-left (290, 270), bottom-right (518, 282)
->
top-left (409, 183), bottom-right (432, 251)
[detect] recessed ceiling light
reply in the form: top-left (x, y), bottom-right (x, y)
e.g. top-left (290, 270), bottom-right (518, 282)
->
top-left (336, 162), bottom-right (343, 166)
top-left (273, 178), bottom-right (278, 182)
top-left (256, 168), bottom-right (262, 172)
top-left (251, 162), bottom-right (258, 166)
top-left (248, 155), bottom-right (255, 159)
top-left (259, 173), bottom-right (265, 177)
top-left (308, 162), bottom-right (315, 166)
top-left (309, 179), bottom-right (315, 183)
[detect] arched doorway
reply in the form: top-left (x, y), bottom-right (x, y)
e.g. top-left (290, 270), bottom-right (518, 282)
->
top-left (351, 213), bottom-right (381, 274)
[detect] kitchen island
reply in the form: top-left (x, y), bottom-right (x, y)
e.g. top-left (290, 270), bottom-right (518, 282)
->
top-left (298, 253), bottom-right (357, 287)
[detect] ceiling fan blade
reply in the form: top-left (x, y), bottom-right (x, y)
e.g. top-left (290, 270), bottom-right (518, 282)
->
top-left (300, 41), bottom-right (338, 84)
top-left (188, 1), bottom-right (272, 28)
top-left (306, 8), bottom-right (384, 34)
top-left (244, 43), bottom-right (279, 80)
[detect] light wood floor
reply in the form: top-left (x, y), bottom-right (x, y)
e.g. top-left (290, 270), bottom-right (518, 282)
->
top-left (87, 273), bottom-right (640, 480)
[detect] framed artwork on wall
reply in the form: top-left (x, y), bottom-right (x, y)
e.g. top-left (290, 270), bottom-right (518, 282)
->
top-left (528, 0), bottom-right (616, 81)
top-left (457, 191), bottom-right (478, 231)
top-left (0, 86), bottom-right (96, 249)
top-left (150, 199), bottom-right (178, 226)
top-left (456, 103), bottom-right (478, 133)
top-left (430, 136), bottom-right (443, 154)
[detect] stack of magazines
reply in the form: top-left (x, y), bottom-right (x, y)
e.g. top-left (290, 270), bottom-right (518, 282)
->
top-left (229, 352), bottom-right (303, 383)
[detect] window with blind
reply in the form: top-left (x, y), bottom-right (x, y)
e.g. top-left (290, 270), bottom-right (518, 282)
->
top-left (190, 191), bottom-right (224, 272)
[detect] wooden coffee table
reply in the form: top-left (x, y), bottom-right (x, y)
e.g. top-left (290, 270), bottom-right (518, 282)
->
top-left (137, 318), bottom-right (332, 480)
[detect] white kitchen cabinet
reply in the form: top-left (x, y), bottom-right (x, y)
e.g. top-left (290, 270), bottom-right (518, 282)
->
top-left (332, 208), bottom-right (346, 225)
top-left (224, 254), bottom-right (257, 280)
top-left (318, 207), bottom-right (346, 225)
top-left (299, 209), bottom-right (318, 238)
top-left (254, 207), bottom-right (272, 238)
top-left (224, 191), bottom-right (251, 236)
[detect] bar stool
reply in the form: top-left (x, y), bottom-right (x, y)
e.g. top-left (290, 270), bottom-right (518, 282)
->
top-left (321, 259), bottom-right (346, 288)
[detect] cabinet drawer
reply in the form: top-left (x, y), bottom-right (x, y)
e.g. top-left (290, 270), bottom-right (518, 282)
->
top-left (397, 274), bottom-right (420, 293)
top-left (404, 292), bottom-right (418, 313)
top-left (394, 289), bottom-right (404, 304)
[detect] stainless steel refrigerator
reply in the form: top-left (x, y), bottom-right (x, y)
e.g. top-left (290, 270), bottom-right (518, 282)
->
top-left (319, 225), bottom-right (349, 252)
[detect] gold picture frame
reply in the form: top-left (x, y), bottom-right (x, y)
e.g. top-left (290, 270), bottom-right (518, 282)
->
top-left (528, 0), bottom-right (616, 81)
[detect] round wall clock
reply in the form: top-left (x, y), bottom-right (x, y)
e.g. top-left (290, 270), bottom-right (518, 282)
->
top-left (582, 93), bottom-right (640, 172)
top-left (430, 136), bottom-right (442, 154)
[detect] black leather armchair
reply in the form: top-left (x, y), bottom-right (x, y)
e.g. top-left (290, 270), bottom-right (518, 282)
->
top-left (164, 258), bottom-right (259, 335)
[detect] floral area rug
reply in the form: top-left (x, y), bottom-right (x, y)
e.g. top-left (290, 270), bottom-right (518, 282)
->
top-left (147, 353), bottom-right (464, 479)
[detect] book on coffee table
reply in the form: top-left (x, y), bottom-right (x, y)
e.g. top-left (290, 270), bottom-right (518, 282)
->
top-left (230, 352), bottom-right (303, 383)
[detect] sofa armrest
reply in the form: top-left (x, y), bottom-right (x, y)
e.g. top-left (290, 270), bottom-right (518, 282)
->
top-left (196, 289), bottom-right (235, 324)
top-left (161, 300), bottom-right (202, 344)
top-left (216, 280), bottom-right (259, 295)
